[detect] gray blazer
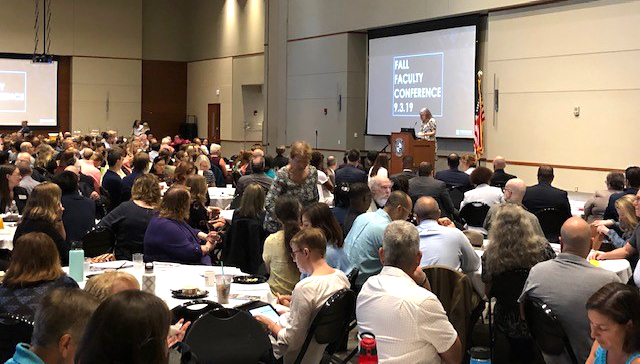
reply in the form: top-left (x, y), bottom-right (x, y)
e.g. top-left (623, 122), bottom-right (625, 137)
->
top-left (408, 176), bottom-right (455, 217)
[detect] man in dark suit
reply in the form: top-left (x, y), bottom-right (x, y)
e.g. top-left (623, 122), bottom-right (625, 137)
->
top-left (272, 145), bottom-right (289, 169)
top-left (390, 156), bottom-right (417, 180)
top-left (53, 171), bottom-right (96, 243)
top-left (408, 162), bottom-right (455, 218)
top-left (435, 153), bottom-right (471, 189)
top-left (490, 156), bottom-right (517, 187)
top-left (522, 165), bottom-right (572, 222)
top-left (603, 166), bottom-right (640, 220)
top-left (335, 149), bottom-right (367, 186)
top-left (231, 156), bottom-right (273, 208)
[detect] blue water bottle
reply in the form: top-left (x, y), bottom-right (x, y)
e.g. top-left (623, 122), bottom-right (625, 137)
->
top-left (69, 241), bottom-right (85, 282)
top-left (469, 347), bottom-right (491, 364)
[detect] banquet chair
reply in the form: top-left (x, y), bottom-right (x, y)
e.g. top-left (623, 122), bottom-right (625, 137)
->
top-left (81, 225), bottom-right (115, 258)
top-left (447, 186), bottom-right (465, 210)
top-left (0, 314), bottom-right (33, 362)
top-left (171, 300), bottom-right (222, 325)
top-left (294, 288), bottom-right (356, 364)
top-left (184, 308), bottom-right (274, 364)
top-left (534, 208), bottom-right (564, 243)
top-left (460, 202), bottom-right (490, 229)
top-left (222, 216), bottom-right (267, 274)
top-left (423, 265), bottom-right (483, 352)
top-left (523, 296), bottom-right (579, 364)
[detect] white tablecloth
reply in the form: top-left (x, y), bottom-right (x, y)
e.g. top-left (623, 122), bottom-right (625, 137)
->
top-left (219, 209), bottom-right (234, 222)
top-left (208, 187), bottom-right (235, 209)
top-left (66, 263), bottom-right (272, 310)
top-left (0, 224), bottom-right (17, 250)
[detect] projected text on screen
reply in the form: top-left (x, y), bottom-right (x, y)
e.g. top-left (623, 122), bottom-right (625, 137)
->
top-left (392, 53), bottom-right (443, 117)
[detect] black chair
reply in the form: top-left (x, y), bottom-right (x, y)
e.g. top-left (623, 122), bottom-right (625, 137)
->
top-left (460, 202), bottom-right (490, 228)
top-left (534, 208), bottom-right (565, 243)
top-left (222, 216), bottom-right (267, 274)
top-left (346, 268), bottom-right (359, 290)
top-left (0, 314), bottom-right (33, 362)
top-left (523, 296), bottom-right (579, 364)
top-left (171, 299), bottom-right (223, 325)
top-left (184, 308), bottom-right (273, 364)
top-left (82, 225), bottom-right (115, 257)
top-left (448, 186), bottom-right (465, 210)
top-left (294, 288), bottom-right (356, 364)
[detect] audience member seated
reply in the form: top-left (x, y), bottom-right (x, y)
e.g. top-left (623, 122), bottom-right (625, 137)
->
top-left (345, 190), bottom-right (412, 286)
top-left (263, 195), bottom-right (302, 295)
top-left (522, 165), bottom-right (572, 222)
top-left (595, 195), bottom-right (639, 249)
top-left (102, 147), bottom-right (126, 210)
top-left (172, 160), bottom-right (196, 186)
top-left (0, 164), bottom-right (27, 214)
top-left (76, 290), bottom-right (190, 364)
top-left (53, 171), bottom-right (96, 243)
top-left (408, 162), bottom-right (456, 218)
top-left (435, 153), bottom-right (471, 189)
top-left (364, 150), bottom-right (378, 172)
top-left (301, 202), bottom-right (351, 273)
top-left (122, 152), bottom-right (150, 191)
top-left (460, 153), bottom-right (477, 175)
top-left (342, 182), bottom-right (372, 237)
top-left (367, 176), bottom-right (392, 212)
top-left (79, 148), bottom-right (103, 186)
top-left (263, 141), bottom-right (319, 233)
top-left (273, 145), bottom-right (289, 170)
top-left (233, 183), bottom-right (266, 225)
top-left (604, 166), bottom-right (640, 221)
top-left (335, 149), bottom-right (367, 187)
top-left (144, 186), bottom-right (218, 265)
top-left (194, 154), bottom-right (215, 186)
top-left (584, 172), bottom-right (625, 223)
top-left (356, 221), bottom-right (462, 364)
top-left (490, 156), bottom-right (517, 187)
top-left (185, 174), bottom-right (211, 232)
top-left (585, 282), bottom-right (640, 364)
top-left (16, 161), bottom-right (40, 194)
top-left (98, 174), bottom-right (160, 260)
top-left (84, 271), bottom-right (141, 301)
top-left (368, 153), bottom-right (389, 182)
top-left (483, 178), bottom-right (545, 238)
top-left (5, 288), bottom-right (99, 364)
top-left (0, 233), bottom-right (78, 321)
top-left (520, 217), bottom-right (621, 364)
top-left (389, 155), bottom-right (416, 191)
top-left (460, 166), bottom-right (504, 210)
top-left (151, 156), bottom-right (168, 183)
top-left (311, 151), bottom-right (334, 206)
top-left (14, 183), bottom-right (69, 265)
top-left (255, 228), bottom-right (350, 363)
top-left (231, 156), bottom-right (272, 209)
top-left (414, 196), bottom-right (480, 274)
top-left (481, 203), bottom-right (555, 362)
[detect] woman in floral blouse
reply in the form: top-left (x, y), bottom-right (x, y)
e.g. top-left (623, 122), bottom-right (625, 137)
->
top-left (263, 141), bottom-right (319, 233)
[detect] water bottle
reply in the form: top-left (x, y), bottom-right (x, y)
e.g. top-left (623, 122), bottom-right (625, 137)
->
top-left (69, 242), bottom-right (85, 282)
top-left (142, 262), bottom-right (156, 294)
top-left (469, 346), bottom-right (491, 364)
top-left (358, 332), bottom-right (378, 364)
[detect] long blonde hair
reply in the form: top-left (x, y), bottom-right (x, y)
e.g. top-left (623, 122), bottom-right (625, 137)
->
top-left (484, 204), bottom-right (548, 277)
top-left (21, 182), bottom-right (61, 224)
top-left (616, 194), bottom-right (639, 232)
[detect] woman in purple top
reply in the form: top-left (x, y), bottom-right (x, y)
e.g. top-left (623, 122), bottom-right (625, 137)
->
top-left (143, 186), bottom-right (219, 265)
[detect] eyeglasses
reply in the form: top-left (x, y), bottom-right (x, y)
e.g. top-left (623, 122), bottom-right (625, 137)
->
top-left (290, 249), bottom-right (302, 259)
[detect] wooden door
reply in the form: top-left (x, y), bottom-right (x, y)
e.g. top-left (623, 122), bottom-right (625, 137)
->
top-left (208, 104), bottom-right (221, 143)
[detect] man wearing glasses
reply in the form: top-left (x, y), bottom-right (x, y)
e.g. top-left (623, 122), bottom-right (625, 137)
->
top-left (483, 178), bottom-right (545, 238)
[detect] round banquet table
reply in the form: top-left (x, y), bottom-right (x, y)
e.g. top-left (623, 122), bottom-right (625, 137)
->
top-left (64, 262), bottom-right (272, 310)
top-left (469, 242), bottom-right (633, 299)
top-left (208, 187), bottom-right (235, 209)
top-left (0, 224), bottom-right (17, 251)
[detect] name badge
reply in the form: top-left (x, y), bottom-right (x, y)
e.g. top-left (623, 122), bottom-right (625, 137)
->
top-left (18, 195), bottom-right (27, 200)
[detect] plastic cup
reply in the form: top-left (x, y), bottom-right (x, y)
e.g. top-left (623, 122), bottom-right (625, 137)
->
top-left (132, 253), bottom-right (144, 269)
top-left (215, 274), bottom-right (232, 304)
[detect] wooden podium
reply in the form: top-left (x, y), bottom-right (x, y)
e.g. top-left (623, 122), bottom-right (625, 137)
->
top-left (389, 132), bottom-right (435, 175)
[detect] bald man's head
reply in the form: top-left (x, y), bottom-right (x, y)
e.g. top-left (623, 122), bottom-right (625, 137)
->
top-left (414, 196), bottom-right (441, 221)
top-left (505, 178), bottom-right (526, 204)
top-left (560, 217), bottom-right (592, 258)
top-left (493, 156), bottom-right (506, 170)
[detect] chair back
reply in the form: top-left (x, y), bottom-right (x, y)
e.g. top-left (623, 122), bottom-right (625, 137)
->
top-left (523, 296), bottom-right (579, 364)
top-left (448, 186), bottom-right (465, 210)
top-left (222, 216), bottom-right (266, 274)
top-left (82, 225), bottom-right (115, 258)
top-left (171, 299), bottom-right (222, 325)
top-left (424, 266), bottom-right (483, 351)
top-left (489, 269), bottom-right (530, 311)
top-left (184, 308), bottom-right (273, 364)
top-left (534, 208), bottom-right (564, 243)
top-left (294, 288), bottom-right (356, 364)
top-left (460, 202), bottom-right (490, 227)
top-left (346, 268), bottom-right (359, 289)
top-left (0, 314), bottom-right (33, 362)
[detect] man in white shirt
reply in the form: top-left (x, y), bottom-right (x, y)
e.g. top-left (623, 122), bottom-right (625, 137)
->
top-left (414, 196), bottom-right (480, 273)
top-left (356, 220), bottom-right (462, 364)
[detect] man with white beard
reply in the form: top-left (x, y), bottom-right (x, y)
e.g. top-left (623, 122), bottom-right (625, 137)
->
top-left (367, 176), bottom-right (393, 212)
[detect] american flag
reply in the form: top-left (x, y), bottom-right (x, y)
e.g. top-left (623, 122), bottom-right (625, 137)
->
top-left (474, 79), bottom-right (485, 157)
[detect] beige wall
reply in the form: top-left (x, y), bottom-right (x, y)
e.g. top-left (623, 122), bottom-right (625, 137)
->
top-left (142, 0), bottom-right (189, 61)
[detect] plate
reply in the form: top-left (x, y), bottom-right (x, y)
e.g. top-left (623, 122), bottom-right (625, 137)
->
top-left (233, 275), bottom-right (267, 284)
top-left (171, 289), bottom-right (209, 299)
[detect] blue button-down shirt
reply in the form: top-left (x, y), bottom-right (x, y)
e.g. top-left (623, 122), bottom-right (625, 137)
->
top-left (5, 343), bottom-right (45, 364)
top-left (344, 209), bottom-right (392, 285)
